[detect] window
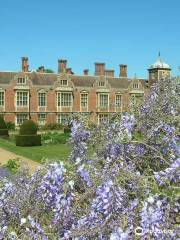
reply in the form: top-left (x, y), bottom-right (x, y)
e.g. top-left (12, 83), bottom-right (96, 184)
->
top-left (130, 94), bottom-right (143, 108)
top-left (131, 94), bottom-right (136, 107)
top-left (57, 113), bottom-right (69, 125)
top-left (57, 92), bottom-right (72, 107)
top-left (38, 92), bottom-right (46, 107)
top-left (99, 114), bottom-right (109, 124)
top-left (17, 77), bottom-right (25, 84)
top-left (132, 83), bottom-right (139, 89)
top-left (0, 91), bottom-right (4, 106)
top-left (99, 94), bottom-right (108, 108)
top-left (38, 113), bottom-right (46, 125)
top-left (60, 80), bottom-right (68, 86)
top-left (16, 91), bottom-right (28, 106)
top-left (81, 94), bottom-right (88, 107)
top-left (16, 113), bottom-right (28, 125)
top-left (99, 81), bottom-right (105, 87)
top-left (115, 95), bottom-right (122, 108)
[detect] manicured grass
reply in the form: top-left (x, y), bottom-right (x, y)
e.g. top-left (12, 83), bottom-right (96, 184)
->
top-left (0, 137), bottom-right (71, 163)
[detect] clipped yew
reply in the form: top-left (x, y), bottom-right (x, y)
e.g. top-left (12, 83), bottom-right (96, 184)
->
top-left (16, 120), bottom-right (41, 146)
top-left (0, 116), bottom-right (9, 137)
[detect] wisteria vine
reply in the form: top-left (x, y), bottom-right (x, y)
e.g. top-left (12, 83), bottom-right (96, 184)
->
top-left (0, 77), bottom-right (179, 239)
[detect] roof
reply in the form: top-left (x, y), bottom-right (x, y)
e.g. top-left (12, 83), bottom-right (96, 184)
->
top-left (0, 71), bottom-right (147, 89)
top-left (71, 75), bottom-right (96, 87)
top-left (107, 77), bottom-right (130, 89)
top-left (149, 57), bottom-right (170, 69)
top-left (0, 72), bottom-right (17, 84)
top-left (28, 72), bottom-right (56, 85)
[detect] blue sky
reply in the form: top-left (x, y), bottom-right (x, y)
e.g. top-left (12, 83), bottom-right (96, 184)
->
top-left (0, 0), bottom-right (179, 78)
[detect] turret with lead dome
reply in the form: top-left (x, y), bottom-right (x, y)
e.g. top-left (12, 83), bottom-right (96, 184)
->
top-left (148, 53), bottom-right (171, 86)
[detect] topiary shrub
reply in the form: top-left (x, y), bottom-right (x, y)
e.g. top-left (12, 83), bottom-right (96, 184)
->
top-left (19, 120), bottom-right (38, 135)
top-left (16, 120), bottom-right (41, 147)
top-left (16, 135), bottom-right (41, 147)
top-left (0, 116), bottom-right (9, 137)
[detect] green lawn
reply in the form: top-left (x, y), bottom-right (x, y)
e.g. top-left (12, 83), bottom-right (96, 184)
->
top-left (0, 137), bottom-right (71, 163)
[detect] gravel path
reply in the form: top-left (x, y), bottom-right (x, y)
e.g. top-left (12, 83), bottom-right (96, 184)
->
top-left (0, 148), bottom-right (39, 172)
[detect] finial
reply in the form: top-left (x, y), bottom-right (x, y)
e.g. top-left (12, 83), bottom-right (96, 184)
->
top-left (134, 73), bottom-right (137, 79)
top-left (158, 51), bottom-right (161, 58)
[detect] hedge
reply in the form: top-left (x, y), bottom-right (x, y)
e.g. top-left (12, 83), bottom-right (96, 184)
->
top-left (0, 129), bottom-right (9, 137)
top-left (15, 135), bottom-right (41, 147)
top-left (0, 116), bottom-right (9, 137)
top-left (0, 116), bottom-right (7, 129)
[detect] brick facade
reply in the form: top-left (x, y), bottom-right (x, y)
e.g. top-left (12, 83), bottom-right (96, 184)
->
top-left (0, 56), bottom-right (171, 125)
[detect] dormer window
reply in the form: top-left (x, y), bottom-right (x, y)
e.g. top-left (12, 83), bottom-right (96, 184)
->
top-left (17, 77), bottom-right (26, 84)
top-left (132, 83), bottom-right (139, 89)
top-left (99, 81), bottom-right (105, 87)
top-left (60, 80), bottom-right (68, 86)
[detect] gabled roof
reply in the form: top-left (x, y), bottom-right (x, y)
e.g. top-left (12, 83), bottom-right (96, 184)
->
top-left (27, 72), bottom-right (56, 85)
top-left (107, 77), bottom-right (130, 89)
top-left (71, 75), bottom-right (96, 87)
top-left (0, 72), bottom-right (17, 84)
top-left (139, 79), bottom-right (148, 88)
top-left (0, 71), bottom-right (147, 89)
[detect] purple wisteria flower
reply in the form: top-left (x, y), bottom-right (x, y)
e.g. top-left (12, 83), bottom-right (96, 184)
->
top-left (0, 77), bottom-right (179, 239)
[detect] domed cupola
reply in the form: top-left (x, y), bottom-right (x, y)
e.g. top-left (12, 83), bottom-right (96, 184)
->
top-left (149, 53), bottom-right (170, 70)
top-left (148, 53), bottom-right (171, 86)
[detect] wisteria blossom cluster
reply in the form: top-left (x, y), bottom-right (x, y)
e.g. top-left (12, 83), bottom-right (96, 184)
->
top-left (0, 77), bottom-right (179, 239)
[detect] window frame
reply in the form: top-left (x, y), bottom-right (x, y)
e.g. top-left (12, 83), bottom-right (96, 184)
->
top-left (115, 94), bottom-right (122, 108)
top-left (38, 92), bottom-right (46, 107)
top-left (38, 113), bottom-right (46, 125)
top-left (80, 93), bottom-right (88, 107)
top-left (99, 93), bottom-right (109, 108)
top-left (99, 81), bottom-right (105, 87)
top-left (60, 79), bottom-right (68, 86)
top-left (17, 77), bottom-right (26, 84)
top-left (132, 83), bottom-right (139, 89)
top-left (98, 114), bottom-right (109, 124)
top-left (0, 91), bottom-right (5, 107)
top-left (16, 91), bottom-right (28, 107)
top-left (16, 113), bottom-right (28, 125)
top-left (57, 92), bottom-right (72, 107)
top-left (57, 113), bottom-right (69, 125)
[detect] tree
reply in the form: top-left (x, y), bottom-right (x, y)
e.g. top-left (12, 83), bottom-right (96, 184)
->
top-left (44, 69), bottom-right (54, 73)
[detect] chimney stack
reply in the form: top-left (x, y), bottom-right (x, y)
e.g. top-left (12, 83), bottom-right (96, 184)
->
top-left (22, 57), bottom-right (29, 72)
top-left (105, 69), bottom-right (114, 77)
top-left (119, 64), bottom-right (127, 77)
top-left (83, 69), bottom-right (89, 75)
top-left (95, 63), bottom-right (105, 76)
top-left (58, 59), bottom-right (67, 73)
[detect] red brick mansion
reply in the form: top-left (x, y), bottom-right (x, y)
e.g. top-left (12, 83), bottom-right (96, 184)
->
top-left (0, 56), bottom-right (171, 126)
